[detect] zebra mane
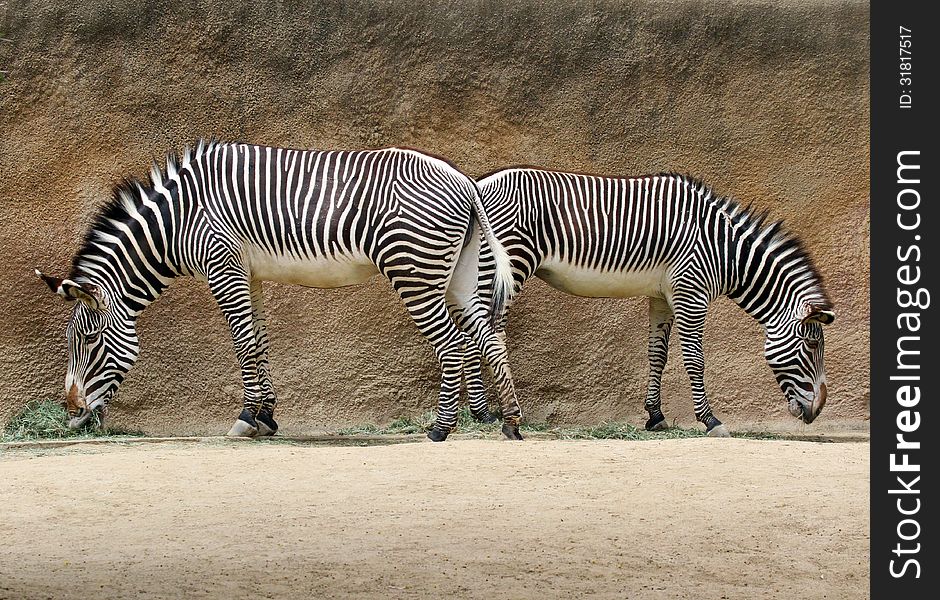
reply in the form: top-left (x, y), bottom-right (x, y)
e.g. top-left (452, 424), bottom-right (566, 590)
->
top-left (69, 139), bottom-right (220, 279)
top-left (693, 176), bottom-right (833, 311)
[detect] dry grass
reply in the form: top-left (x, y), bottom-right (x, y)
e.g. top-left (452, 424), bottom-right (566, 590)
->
top-left (2, 400), bottom-right (143, 442)
top-left (337, 407), bottom-right (778, 440)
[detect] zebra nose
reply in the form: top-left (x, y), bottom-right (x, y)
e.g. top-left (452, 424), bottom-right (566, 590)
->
top-left (812, 382), bottom-right (827, 418)
top-left (66, 384), bottom-right (85, 416)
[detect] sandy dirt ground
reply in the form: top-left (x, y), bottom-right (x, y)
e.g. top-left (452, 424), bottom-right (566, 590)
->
top-left (0, 438), bottom-right (869, 599)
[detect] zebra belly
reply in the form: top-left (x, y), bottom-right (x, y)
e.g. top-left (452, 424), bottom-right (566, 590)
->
top-left (247, 249), bottom-right (379, 288)
top-left (535, 260), bottom-right (669, 299)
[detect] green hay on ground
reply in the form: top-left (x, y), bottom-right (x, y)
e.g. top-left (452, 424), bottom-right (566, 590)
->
top-left (338, 407), bottom-right (516, 436)
top-left (337, 408), bottom-right (780, 441)
top-left (2, 400), bottom-right (143, 442)
top-left (3, 402), bottom-right (780, 443)
top-left (339, 408), bottom-right (459, 436)
top-left (552, 421), bottom-right (705, 440)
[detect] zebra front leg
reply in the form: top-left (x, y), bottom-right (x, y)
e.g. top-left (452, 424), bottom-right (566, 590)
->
top-left (210, 268), bottom-right (266, 437)
top-left (674, 295), bottom-right (730, 438)
top-left (250, 279), bottom-right (278, 436)
top-left (644, 297), bottom-right (674, 431)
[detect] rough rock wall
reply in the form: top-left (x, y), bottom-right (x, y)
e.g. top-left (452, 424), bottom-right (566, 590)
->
top-left (0, 0), bottom-right (869, 434)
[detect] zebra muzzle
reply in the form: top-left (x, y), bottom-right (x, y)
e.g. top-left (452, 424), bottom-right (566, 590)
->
top-left (67, 407), bottom-right (94, 429)
top-left (808, 383), bottom-right (827, 423)
top-left (66, 403), bottom-right (107, 430)
top-left (787, 397), bottom-right (804, 419)
top-left (789, 385), bottom-right (825, 425)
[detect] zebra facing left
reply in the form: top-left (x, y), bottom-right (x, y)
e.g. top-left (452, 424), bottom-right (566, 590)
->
top-left (36, 140), bottom-right (524, 441)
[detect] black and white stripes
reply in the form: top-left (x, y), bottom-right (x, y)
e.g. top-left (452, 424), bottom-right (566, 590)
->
top-left (37, 144), bottom-right (835, 438)
top-left (38, 141), bottom-right (522, 441)
top-left (466, 169), bottom-right (835, 434)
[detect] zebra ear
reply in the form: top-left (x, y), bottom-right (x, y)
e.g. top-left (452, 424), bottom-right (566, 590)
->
top-left (36, 269), bottom-right (65, 294)
top-left (800, 304), bottom-right (835, 326)
top-left (61, 280), bottom-right (108, 311)
top-left (35, 270), bottom-right (107, 310)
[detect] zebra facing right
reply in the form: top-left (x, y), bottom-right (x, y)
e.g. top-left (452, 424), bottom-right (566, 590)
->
top-left (466, 169), bottom-right (835, 436)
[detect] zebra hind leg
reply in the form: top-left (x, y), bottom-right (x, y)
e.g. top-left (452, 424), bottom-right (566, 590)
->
top-left (396, 292), bottom-right (466, 442)
top-left (644, 298), bottom-right (674, 431)
top-left (427, 336), bottom-right (464, 442)
top-left (430, 337), bottom-right (466, 442)
top-left (462, 339), bottom-right (497, 423)
top-left (450, 295), bottom-right (523, 441)
top-left (446, 303), bottom-right (495, 423)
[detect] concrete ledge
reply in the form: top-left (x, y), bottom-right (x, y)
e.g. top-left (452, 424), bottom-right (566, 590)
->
top-left (0, 429), bottom-right (867, 451)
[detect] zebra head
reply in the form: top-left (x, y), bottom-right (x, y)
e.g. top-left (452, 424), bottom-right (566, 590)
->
top-left (764, 302), bottom-right (835, 424)
top-left (36, 270), bottom-right (140, 430)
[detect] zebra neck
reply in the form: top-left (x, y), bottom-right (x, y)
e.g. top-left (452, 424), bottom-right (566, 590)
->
top-left (731, 290), bottom-right (797, 329)
top-left (727, 252), bottom-right (811, 327)
top-left (71, 182), bottom-right (193, 316)
top-left (73, 259), bottom-right (176, 317)
top-left (711, 190), bottom-right (829, 330)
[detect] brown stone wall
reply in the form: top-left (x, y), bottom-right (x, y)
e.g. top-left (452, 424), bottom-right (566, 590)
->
top-left (0, 0), bottom-right (869, 434)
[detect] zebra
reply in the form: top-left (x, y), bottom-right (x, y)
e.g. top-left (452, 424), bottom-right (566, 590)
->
top-left (463, 168), bottom-right (835, 436)
top-left (35, 140), bottom-right (525, 442)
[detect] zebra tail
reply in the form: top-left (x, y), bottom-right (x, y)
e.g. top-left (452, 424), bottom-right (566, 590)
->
top-left (468, 185), bottom-right (513, 329)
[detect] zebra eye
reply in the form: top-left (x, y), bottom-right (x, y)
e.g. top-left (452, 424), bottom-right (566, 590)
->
top-left (83, 332), bottom-right (101, 344)
top-left (805, 338), bottom-right (819, 350)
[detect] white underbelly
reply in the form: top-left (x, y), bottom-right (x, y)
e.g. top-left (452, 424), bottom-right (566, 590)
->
top-left (536, 259), bottom-right (668, 299)
top-left (248, 249), bottom-right (379, 288)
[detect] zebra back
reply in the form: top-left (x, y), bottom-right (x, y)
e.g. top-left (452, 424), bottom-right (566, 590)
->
top-left (476, 168), bottom-right (831, 324)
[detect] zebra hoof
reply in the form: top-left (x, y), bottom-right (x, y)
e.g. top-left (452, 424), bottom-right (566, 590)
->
top-left (501, 424), bottom-right (524, 441)
top-left (427, 427), bottom-right (450, 442)
top-left (256, 411), bottom-right (278, 437)
top-left (645, 412), bottom-right (668, 431)
top-left (472, 411), bottom-right (498, 424)
top-left (227, 409), bottom-right (259, 437)
top-left (227, 418), bottom-right (259, 438)
top-left (706, 424), bottom-right (731, 438)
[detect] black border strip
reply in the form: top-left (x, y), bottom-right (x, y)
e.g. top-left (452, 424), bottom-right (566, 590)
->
top-left (871, 1), bottom-right (937, 596)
